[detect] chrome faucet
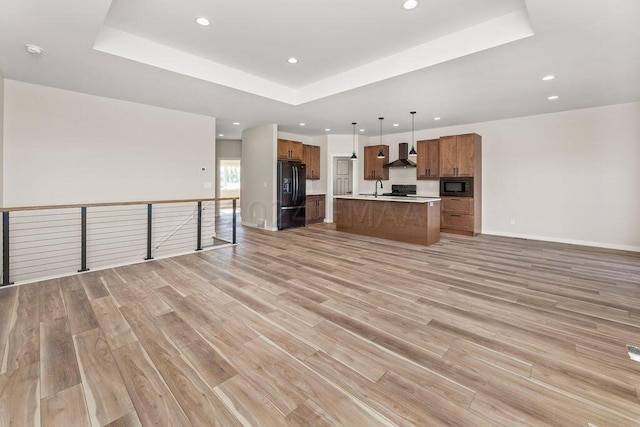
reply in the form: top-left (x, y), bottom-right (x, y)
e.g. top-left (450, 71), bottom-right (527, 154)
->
top-left (374, 179), bottom-right (383, 197)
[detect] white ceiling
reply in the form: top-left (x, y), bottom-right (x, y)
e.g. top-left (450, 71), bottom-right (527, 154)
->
top-left (1, 0), bottom-right (639, 140)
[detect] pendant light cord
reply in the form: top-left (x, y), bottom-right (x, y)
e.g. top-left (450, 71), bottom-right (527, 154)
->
top-left (351, 122), bottom-right (358, 160)
top-left (377, 117), bottom-right (385, 158)
top-left (409, 111), bottom-right (417, 156)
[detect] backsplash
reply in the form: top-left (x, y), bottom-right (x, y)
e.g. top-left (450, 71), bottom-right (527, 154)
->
top-left (306, 179), bottom-right (326, 195)
top-left (359, 167), bottom-right (439, 196)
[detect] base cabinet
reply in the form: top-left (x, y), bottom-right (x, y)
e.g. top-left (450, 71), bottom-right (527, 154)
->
top-left (334, 198), bottom-right (440, 246)
top-left (440, 196), bottom-right (480, 236)
top-left (306, 195), bottom-right (325, 224)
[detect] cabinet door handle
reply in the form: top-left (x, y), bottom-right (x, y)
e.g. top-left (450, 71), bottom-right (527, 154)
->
top-left (451, 214), bottom-right (461, 217)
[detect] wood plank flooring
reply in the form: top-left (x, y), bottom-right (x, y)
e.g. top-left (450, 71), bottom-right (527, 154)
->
top-left (1, 223), bottom-right (640, 426)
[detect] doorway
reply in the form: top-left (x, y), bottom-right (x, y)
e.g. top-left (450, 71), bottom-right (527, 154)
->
top-left (219, 159), bottom-right (241, 201)
top-left (333, 157), bottom-right (353, 195)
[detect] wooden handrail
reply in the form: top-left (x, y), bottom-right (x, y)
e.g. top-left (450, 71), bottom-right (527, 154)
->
top-left (0, 197), bottom-right (240, 212)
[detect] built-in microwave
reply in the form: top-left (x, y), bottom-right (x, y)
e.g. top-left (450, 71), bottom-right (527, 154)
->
top-left (440, 177), bottom-right (474, 197)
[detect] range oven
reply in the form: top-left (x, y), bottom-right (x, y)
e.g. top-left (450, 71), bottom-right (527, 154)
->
top-left (440, 177), bottom-right (473, 197)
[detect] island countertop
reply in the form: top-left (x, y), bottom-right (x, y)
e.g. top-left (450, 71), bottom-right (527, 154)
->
top-left (333, 196), bottom-right (441, 246)
top-left (334, 195), bottom-right (441, 203)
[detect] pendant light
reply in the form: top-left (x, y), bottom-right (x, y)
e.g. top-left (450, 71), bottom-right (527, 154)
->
top-left (377, 117), bottom-right (385, 158)
top-left (350, 122), bottom-right (358, 160)
top-left (409, 111), bottom-right (417, 156)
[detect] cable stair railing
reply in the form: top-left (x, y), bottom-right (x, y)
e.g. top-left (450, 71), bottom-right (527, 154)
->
top-left (1, 197), bottom-right (238, 286)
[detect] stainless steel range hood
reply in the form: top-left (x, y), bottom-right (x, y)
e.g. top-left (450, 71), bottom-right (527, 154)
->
top-left (384, 143), bottom-right (416, 168)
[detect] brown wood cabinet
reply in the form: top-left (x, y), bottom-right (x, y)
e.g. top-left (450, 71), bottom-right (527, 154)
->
top-left (440, 196), bottom-right (481, 236)
top-left (306, 195), bottom-right (325, 224)
top-left (303, 144), bottom-right (320, 180)
top-left (439, 134), bottom-right (480, 177)
top-left (439, 133), bottom-right (482, 235)
top-left (277, 139), bottom-right (303, 161)
top-left (416, 139), bottom-right (439, 179)
top-left (334, 198), bottom-right (440, 246)
top-left (363, 145), bottom-right (389, 180)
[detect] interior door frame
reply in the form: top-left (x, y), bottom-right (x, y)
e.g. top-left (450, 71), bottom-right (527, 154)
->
top-left (328, 155), bottom-right (358, 223)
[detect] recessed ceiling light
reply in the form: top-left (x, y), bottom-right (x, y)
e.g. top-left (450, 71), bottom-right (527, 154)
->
top-left (299, 123), bottom-right (306, 126)
top-left (542, 75), bottom-right (555, 81)
top-left (218, 133), bottom-right (224, 137)
top-left (195, 17), bottom-right (210, 26)
top-left (287, 57), bottom-right (298, 64)
top-left (232, 122), bottom-right (240, 125)
top-left (359, 129), bottom-right (365, 132)
top-left (548, 95), bottom-right (559, 100)
top-left (402, 0), bottom-right (419, 10)
top-left (393, 123), bottom-right (399, 127)
top-left (324, 128), bottom-right (331, 132)
top-left (25, 44), bottom-right (43, 55)
top-left (434, 117), bottom-right (441, 121)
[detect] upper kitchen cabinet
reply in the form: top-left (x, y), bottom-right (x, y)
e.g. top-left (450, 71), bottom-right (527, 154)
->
top-left (439, 133), bottom-right (481, 177)
top-left (277, 139), bottom-right (303, 161)
top-left (364, 145), bottom-right (389, 180)
top-left (416, 139), bottom-right (439, 179)
top-left (303, 144), bottom-right (321, 180)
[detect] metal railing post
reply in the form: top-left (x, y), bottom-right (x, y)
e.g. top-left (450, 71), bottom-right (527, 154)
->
top-left (196, 201), bottom-right (202, 251)
top-left (145, 204), bottom-right (154, 260)
top-left (2, 212), bottom-right (11, 286)
top-left (78, 206), bottom-right (89, 272)
top-left (232, 199), bottom-right (237, 244)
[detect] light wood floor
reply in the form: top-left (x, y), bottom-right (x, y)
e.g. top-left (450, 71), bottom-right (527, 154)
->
top-left (1, 224), bottom-right (640, 426)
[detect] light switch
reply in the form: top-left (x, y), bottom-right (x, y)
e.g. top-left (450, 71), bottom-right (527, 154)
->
top-left (203, 182), bottom-right (212, 189)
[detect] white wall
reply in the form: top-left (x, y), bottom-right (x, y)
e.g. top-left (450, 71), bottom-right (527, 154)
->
top-left (0, 73), bottom-right (4, 206)
top-left (242, 124), bottom-right (276, 230)
top-left (277, 131), bottom-right (313, 144)
top-left (216, 140), bottom-right (242, 159)
top-left (3, 80), bottom-right (216, 206)
top-left (357, 102), bottom-right (640, 251)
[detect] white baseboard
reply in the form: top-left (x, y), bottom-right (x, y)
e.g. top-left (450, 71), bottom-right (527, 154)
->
top-left (482, 229), bottom-right (640, 253)
top-left (241, 221), bottom-right (278, 232)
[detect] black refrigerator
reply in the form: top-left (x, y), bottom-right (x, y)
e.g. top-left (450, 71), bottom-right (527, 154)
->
top-left (277, 161), bottom-right (306, 230)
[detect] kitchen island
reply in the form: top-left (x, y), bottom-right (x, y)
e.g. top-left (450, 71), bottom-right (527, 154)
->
top-left (334, 195), bottom-right (441, 246)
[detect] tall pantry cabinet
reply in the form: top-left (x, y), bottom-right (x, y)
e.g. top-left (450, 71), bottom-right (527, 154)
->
top-left (439, 133), bottom-right (482, 236)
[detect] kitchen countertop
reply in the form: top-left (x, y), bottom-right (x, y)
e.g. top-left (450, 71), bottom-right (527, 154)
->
top-left (334, 195), bottom-right (440, 203)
